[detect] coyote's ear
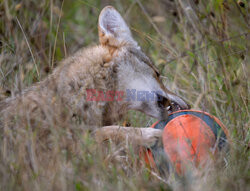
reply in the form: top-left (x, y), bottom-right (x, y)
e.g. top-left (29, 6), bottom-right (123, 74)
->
top-left (98, 6), bottom-right (137, 48)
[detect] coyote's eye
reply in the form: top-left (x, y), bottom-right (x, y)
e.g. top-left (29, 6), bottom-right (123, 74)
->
top-left (129, 47), bottom-right (160, 76)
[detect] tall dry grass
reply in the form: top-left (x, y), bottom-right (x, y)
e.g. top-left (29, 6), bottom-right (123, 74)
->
top-left (0, 0), bottom-right (249, 190)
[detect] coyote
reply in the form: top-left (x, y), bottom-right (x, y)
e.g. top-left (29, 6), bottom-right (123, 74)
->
top-left (0, 6), bottom-right (188, 128)
top-left (0, 7), bottom-right (191, 187)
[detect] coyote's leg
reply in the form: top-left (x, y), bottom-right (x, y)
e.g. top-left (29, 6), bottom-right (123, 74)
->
top-left (95, 126), bottom-right (162, 147)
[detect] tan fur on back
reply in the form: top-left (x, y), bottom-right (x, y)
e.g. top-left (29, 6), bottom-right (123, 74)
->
top-left (0, 45), bottom-right (119, 127)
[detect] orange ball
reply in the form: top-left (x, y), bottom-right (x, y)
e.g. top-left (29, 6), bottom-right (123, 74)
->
top-left (142, 110), bottom-right (229, 175)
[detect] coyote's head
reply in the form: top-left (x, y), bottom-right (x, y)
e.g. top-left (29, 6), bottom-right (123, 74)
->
top-left (98, 6), bottom-right (189, 120)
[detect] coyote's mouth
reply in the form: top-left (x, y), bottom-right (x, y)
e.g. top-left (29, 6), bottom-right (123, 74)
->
top-left (156, 93), bottom-right (189, 114)
top-left (166, 101), bottom-right (185, 113)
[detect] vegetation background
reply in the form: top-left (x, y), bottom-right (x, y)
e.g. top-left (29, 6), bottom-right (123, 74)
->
top-left (0, 0), bottom-right (249, 190)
